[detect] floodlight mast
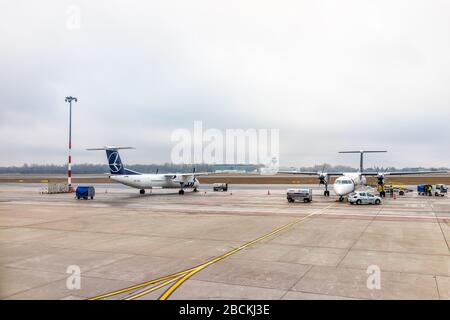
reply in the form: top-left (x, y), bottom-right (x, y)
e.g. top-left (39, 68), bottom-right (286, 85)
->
top-left (65, 96), bottom-right (78, 188)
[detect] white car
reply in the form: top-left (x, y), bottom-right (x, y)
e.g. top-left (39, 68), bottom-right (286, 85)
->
top-left (348, 191), bottom-right (381, 205)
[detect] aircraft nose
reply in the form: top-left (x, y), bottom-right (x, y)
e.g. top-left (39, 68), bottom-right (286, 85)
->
top-left (333, 183), bottom-right (354, 196)
top-left (333, 184), bottom-right (344, 196)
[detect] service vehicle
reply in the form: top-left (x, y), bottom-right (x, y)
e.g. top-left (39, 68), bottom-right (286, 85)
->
top-left (213, 183), bottom-right (228, 192)
top-left (417, 184), bottom-right (433, 196)
top-left (434, 184), bottom-right (447, 197)
top-left (384, 184), bottom-right (407, 196)
top-left (287, 188), bottom-right (313, 203)
top-left (75, 186), bottom-right (95, 200)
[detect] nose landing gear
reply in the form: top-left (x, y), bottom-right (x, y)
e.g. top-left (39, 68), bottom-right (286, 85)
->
top-left (139, 189), bottom-right (145, 195)
top-left (339, 196), bottom-right (344, 202)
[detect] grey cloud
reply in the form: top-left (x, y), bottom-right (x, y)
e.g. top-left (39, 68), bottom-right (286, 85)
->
top-left (0, 0), bottom-right (449, 167)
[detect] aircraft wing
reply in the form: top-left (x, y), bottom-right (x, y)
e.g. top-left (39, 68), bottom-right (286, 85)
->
top-left (163, 172), bottom-right (209, 180)
top-left (278, 171), bottom-right (344, 176)
top-left (192, 172), bottom-right (210, 176)
top-left (386, 170), bottom-right (448, 176)
top-left (362, 170), bottom-right (448, 176)
top-left (361, 172), bottom-right (382, 176)
top-left (277, 171), bottom-right (317, 175)
top-left (172, 172), bottom-right (209, 177)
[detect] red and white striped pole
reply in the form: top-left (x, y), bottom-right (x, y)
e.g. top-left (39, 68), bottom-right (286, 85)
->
top-left (65, 96), bottom-right (77, 190)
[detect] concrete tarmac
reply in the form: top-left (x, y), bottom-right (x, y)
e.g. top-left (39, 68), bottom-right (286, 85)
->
top-left (0, 184), bottom-right (449, 300)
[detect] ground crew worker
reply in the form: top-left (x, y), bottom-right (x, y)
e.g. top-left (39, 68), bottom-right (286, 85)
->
top-left (390, 184), bottom-right (394, 197)
top-left (377, 185), bottom-right (384, 197)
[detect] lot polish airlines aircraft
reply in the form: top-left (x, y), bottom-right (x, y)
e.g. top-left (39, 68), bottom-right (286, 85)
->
top-left (281, 150), bottom-right (447, 201)
top-left (87, 146), bottom-right (207, 195)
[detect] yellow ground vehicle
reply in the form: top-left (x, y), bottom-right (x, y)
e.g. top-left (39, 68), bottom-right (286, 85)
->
top-left (381, 184), bottom-right (407, 196)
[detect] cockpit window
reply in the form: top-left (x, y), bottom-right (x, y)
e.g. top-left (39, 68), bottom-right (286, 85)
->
top-left (336, 179), bottom-right (352, 184)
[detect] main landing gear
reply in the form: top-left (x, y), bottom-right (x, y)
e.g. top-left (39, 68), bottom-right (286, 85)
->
top-left (178, 182), bottom-right (185, 195)
top-left (322, 183), bottom-right (330, 197)
top-left (178, 182), bottom-right (198, 195)
top-left (323, 185), bottom-right (330, 197)
top-left (139, 189), bottom-right (145, 195)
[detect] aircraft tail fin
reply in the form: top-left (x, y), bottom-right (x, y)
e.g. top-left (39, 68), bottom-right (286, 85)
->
top-left (87, 146), bottom-right (140, 175)
top-left (339, 150), bottom-right (387, 173)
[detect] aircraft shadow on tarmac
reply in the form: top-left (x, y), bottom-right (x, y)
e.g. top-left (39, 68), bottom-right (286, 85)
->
top-left (121, 191), bottom-right (199, 200)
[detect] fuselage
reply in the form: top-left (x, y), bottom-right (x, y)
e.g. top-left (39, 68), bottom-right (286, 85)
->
top-left (333, 172), bottom-right (367, 196)
top-left (111, 174), bottom-right (199, 190)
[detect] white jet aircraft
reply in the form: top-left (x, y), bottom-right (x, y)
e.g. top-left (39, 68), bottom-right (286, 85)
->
top-left (87, 146), bottom-right (207, 195)
top-left (280, 150), bottom-right (447, 202)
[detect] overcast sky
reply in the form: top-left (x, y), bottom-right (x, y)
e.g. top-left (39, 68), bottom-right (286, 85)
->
top-left (1, 0), bottom-right (449, 168)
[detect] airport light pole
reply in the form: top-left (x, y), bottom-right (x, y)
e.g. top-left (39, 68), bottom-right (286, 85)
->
top-left (65, 96), bottom-right (77, 189)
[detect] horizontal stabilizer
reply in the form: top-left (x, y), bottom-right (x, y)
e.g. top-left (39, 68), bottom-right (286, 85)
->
top-left (87, 146), bottom-right (135, 151)
top-left (339, 150), bottom-right (387, 173)
top-left (339, 151), bottom-right (387, 154)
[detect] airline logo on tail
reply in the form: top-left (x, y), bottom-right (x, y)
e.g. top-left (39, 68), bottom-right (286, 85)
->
top-left (86, 146), bottom-right (144, 176)
top-left (107, 151), bottom-right (122, 173)
top-left (104, 148), bottom-right (127, 175)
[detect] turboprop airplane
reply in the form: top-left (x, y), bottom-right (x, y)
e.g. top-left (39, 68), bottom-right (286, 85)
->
top-left (280, 150), bottom-right (447, 202)
top-left (87, 146), bottom-right (207, 195)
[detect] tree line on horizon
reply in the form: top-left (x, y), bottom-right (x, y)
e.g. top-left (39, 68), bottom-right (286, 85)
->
top-left (0, 163), bottom-right (447, 174)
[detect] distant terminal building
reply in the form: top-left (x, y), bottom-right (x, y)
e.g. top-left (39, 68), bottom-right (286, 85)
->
top-left (212, 164), bottom-right (260, 173)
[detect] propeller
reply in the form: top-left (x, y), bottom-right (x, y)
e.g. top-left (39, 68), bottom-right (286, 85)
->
top-left (376, 166), bottom-right (389, 185)
top-left (318, 164), bottom-right (330, 196)
top-left (318, 164), bottom-right (328, 186)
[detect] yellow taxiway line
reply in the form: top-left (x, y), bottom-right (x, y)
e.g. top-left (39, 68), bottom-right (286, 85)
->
top-left (87, 268), bottom-right (197, 300)
top-left (123, 276), bottom-right (181, 300)
top-left (88, 205), bottom-right (332, 300)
